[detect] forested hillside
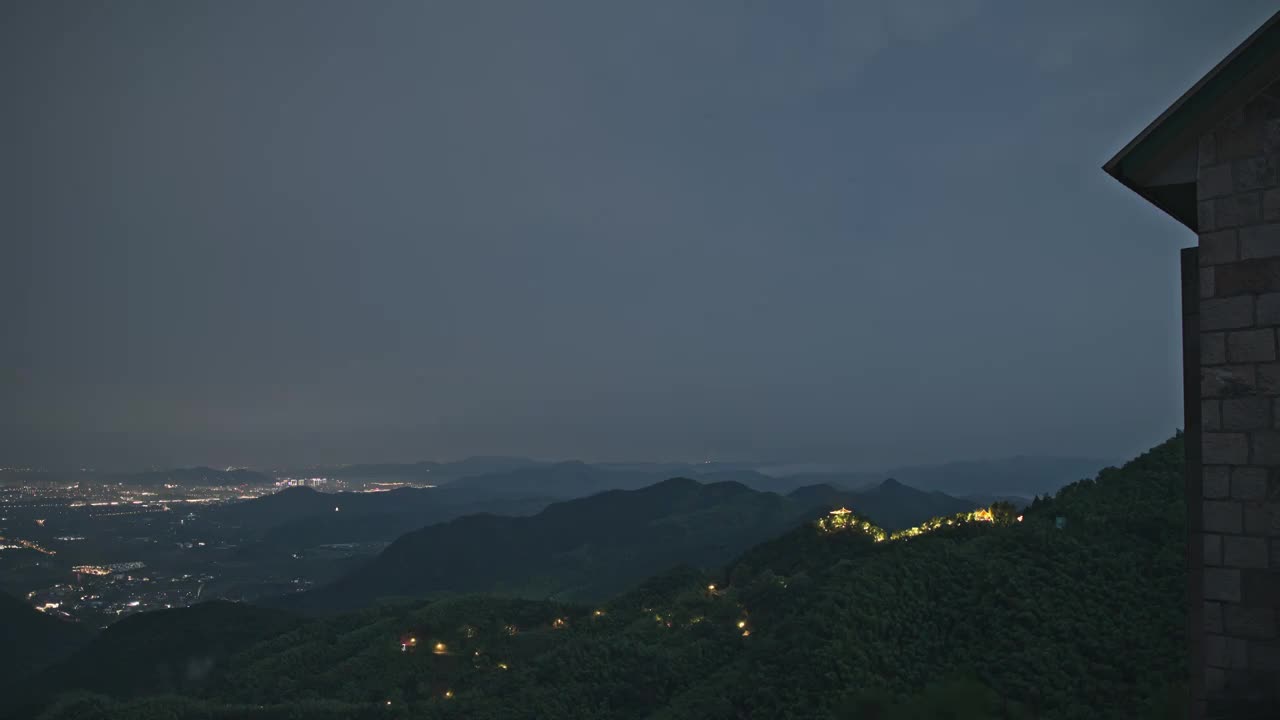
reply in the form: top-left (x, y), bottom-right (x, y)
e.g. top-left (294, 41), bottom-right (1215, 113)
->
top-left (270, 475), bottom-right (981, 613)
top-left (4, 602), bottom-right (303, 719)
top-left (23, 435), bottom-right (1187, 720)
top-left (0, 591), bottom-right (91, 690)
top-left (271, 478), bottom-right (828, 611)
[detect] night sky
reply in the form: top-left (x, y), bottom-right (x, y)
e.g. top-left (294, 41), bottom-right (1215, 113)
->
top-left (4, 1), bottom-right (1276, 470)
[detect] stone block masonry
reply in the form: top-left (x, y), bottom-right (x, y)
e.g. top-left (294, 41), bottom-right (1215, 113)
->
top-left (1198, 81), bottom-right (1280, 718)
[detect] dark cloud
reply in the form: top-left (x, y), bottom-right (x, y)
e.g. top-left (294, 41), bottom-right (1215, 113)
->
top-left (3, 0), bottom-right (1275, 469)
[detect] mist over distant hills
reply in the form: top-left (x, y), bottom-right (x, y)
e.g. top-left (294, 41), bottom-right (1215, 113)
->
top-left (275, 453), bottom-right (1107, 498)
top-left (203, 484), bottom-right (556, 551)
top-left (2, 453), bottom-right (1109, 500)
top-left (263, 474), bottom-right (984, 613)
top-left (4, 436), bottom-right (1186, 720)
top-left (281, 456), bottom-right (544, 484)
top-left (778, 455), bottom-right (1109, 497)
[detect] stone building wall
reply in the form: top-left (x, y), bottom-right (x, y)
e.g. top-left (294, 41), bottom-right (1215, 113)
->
top-left (1196, 78), bottom-right (1280, 719)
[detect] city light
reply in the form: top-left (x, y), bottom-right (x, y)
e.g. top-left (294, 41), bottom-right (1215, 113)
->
top-left (0, 537), bottom-right (56, 555)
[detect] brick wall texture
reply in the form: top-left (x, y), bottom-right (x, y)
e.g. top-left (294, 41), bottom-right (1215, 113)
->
top-left (1197, 79), bottom-right (1280, 719)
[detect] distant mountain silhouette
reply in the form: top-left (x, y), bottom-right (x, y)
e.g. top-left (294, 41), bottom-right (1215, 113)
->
top-left (687, 469), bottom-right (818, 495)
top-left (284, 456), bottom-right (543, 484)
top-left (211, 486), bottom-right (334, 527)
top-left (446, 461), bottom-right (669, 498)
top-left (440, 456), bottom-right (547, 477)
top-left (268, 474), bottom-right (981, 613)
top-left (101, 453), bottom-right (1107, 498)
top-left (303, 461), bottom-right (439, 480)
top-left (784, 455), bottom-right (1109, 497)
top-left (256, 496), bottom-right (552, 549)
top-left (204, 485), bottom-right (557, 548)
top-left (787, 477), bottom-right (979, 530)
top-left (269, 478), bottom-right (818, 612)
top-left (193, 453), bottom-right (1085, 553)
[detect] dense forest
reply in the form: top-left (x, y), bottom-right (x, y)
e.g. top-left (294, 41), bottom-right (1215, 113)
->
top-left (8, 435), bottom-right (1187, 720)
top-left (0, 591), bottom-right (90, 683)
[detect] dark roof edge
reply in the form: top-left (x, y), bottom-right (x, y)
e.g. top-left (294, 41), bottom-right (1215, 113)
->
top-left (1103, 11), bottom-right (1280, 184)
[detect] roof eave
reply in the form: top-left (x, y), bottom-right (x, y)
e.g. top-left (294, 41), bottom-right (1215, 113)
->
top-left (1103, 10), bottom-right (1280, 229)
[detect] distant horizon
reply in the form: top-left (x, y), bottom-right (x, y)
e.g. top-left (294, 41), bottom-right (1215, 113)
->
top-left (0, 420), bottom-right (1160, 474)
top-left (0, 446), bottom-right (1124, 477)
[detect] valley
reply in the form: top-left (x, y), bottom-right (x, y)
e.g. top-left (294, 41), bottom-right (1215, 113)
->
top-left (0, 436), bottom-right (1181, 720)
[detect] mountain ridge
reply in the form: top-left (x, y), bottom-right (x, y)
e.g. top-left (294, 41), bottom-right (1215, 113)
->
top-left (263, 475), bottom-right (981, 613)
top-left (17, 435), bottom-right (1186, 720)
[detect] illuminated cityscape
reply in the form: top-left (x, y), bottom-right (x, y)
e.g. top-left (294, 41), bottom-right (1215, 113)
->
top-left (0, 470), bottom-right (421, 626)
